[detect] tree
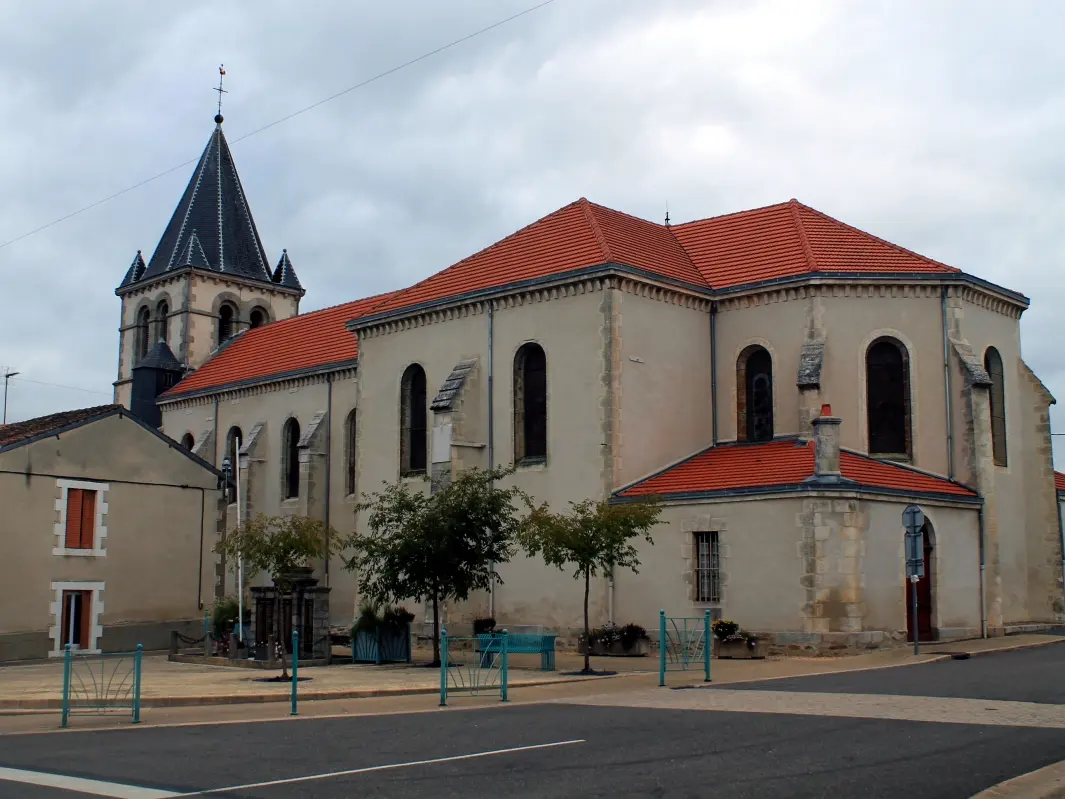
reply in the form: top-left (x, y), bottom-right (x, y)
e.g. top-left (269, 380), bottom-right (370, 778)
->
top-left (520, 497), bottom-right (661, 674)
top-left (346, 466), bottom-right (528, 666)
top-left (214, 514), bottom-right (342, 677)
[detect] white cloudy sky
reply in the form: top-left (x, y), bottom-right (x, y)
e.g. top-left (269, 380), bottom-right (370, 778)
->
top-left (1, 0), bottom-right (1063, 460)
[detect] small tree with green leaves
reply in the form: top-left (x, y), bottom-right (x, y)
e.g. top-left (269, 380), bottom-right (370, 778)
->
top-left (520, 497), bottom-right (662, 674)
top-left (345, 466), bottom-right (529, 666)
top-left (215, 514), bottom-right (341, 677)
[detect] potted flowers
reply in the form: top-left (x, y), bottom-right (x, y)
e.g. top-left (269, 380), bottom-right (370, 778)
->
top-left (578, 623), bottom-right (651, 656)
top-left (712, 619), bottom-right (767, 659)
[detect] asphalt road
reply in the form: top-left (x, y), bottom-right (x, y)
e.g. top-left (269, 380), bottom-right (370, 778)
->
top-left (3, 644), bottom-right (1065, 798)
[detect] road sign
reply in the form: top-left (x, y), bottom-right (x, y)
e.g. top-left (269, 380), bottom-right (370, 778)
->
top-left (902, 504), bottom-right (924, 536)
top-left (905, 531), bottom-right (925, 579)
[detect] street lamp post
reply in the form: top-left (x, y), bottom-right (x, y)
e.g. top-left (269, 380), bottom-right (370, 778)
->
top-left (2, 371), bottom-right (19, 424)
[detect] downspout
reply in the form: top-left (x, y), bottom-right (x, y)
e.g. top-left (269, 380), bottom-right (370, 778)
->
top-left (978, 506), bottom-right (987, 638)
top-left (487, 304), bottom-right (495, 619)
top-left (211, 395), bottom-right (219, 466)
top-left (711, 301), bottom-right (719, 445)
top-left (324, 374), bottom-right (333, 587)
top-left (941, 287), bottom-right (954, 480)
top-left (197, 487), bottom-right (205, 610)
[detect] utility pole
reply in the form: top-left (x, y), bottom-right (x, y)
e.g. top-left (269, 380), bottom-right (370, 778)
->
top-left (2, 370), bottom-right (18, 424)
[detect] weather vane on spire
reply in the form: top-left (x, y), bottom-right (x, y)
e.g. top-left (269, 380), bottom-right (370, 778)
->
top-left (214, 64), bottom-right (227, 124)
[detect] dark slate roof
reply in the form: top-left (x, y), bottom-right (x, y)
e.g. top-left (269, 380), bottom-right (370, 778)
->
top-left (431, 359), bottom-right (478, 411)
top-left (272, 249), bottom-right (303, 291)
top-left (129, 120), bottom-right (278, 288)
top-left (134, 340), bottom-right (184, 372)
top-left (118, 251), bottom-right (147, 288)
top-left (0, 405), bottom-right (119, 451)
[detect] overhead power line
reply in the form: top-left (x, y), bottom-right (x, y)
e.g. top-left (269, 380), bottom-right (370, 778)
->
top-left (0, 0), bottom-right (557, 252)
top-left (10, 376), bottom-right (112, 397)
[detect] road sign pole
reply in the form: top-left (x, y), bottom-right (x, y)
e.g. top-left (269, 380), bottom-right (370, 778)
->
top-left (911, 576), bottom-right (919, 656)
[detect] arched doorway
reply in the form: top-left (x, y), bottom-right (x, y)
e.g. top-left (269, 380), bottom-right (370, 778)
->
top-left (905, 522), bottom-right (936, 642)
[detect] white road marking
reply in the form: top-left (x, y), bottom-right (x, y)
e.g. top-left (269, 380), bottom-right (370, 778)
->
top-left (0, 766), bottom-right (181, 798)
top-left (179, 739), bottom-right (586, 796)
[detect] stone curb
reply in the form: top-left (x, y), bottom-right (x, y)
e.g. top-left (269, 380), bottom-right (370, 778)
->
top-left (0, 672), bottom-right (632, 712)
top-left (971, 759), bottom-right (1065, 798)
top-left (927, 636), bottom-right (1065, 660)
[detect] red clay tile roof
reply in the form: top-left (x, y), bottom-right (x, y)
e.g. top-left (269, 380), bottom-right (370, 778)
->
top-left (367, 199), bottom-right (708, 318)
top-left (162, 291), bottom-right (400, 399)
top-left (670, 200), bottom-right (959, 289)
top-left (616, 439), bottom-right (977, 500)
top-left (1056, 471), bottom-right (1065, 493)
top-left (0, 405), bottom-right (120, 450)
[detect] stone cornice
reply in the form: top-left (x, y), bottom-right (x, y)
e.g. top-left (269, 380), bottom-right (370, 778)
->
top-left (159, 365), bottom-right (357, 411)
top-left (116, 265), bottom-right (302, 299)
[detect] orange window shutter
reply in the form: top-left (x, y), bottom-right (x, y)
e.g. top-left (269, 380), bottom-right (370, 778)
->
top-left (80, 491), bottom-right (97, 549)
top-left (65, 489), bottom-right (84, 549)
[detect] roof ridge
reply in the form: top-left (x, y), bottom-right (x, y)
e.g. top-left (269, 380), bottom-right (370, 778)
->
top-left (217, 128), bottom-right (272, 281)
top-left (793, 201), bottom-right (960, 273)
top-left (839, 446), bottom-right (975, 489)
top-left (669, 199), bottom-right (794, 229)
top-left (165, 136), bottom-right (213, 271)
top-left (579, 198), bottom-right (614, 262)
top-left (788, 198), bottom-right (819, 274)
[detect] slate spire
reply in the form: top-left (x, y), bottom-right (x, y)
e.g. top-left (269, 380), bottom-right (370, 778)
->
top-left (272, 249), bottom-right (303, 291)
top-left (118, 250), bottom-right (147, 288)
top-left (131, 116), bottom-right (277, 287)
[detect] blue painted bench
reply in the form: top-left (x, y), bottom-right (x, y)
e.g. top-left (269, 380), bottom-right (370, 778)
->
top-left (476, 633), bottom-right (558, 671)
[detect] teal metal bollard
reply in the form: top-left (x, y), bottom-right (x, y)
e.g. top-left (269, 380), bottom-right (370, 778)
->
top-left (500, 630), bottom-right (509, 702)
top-left (60, 643), bottom-right (72, 728)
top-left (658, 610), bottom-right (666, 687)
top-left (439, 628), bottom-right (449, 707)
top-left (133, 644), bottom-right (143, 723)
top-left (703, 610), bottom-right (712, 682)
top-left (290, 630), bottom-right (299, 716)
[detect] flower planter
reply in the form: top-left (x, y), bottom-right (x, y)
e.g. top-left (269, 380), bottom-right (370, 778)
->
top-left (578, 639), bottom-right (650, 657)
top-left (352, 623), bottom-right (412, 664)
top-left (713, 638), bottom-right (768, 659)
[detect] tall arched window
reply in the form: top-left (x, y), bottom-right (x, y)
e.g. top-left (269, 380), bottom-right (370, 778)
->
top-left (866, 338), bottom-right (911, 458)
top-left (400, 364), bottom-right (427, 476)
top-left (514, 343), bottom-right (547, 462)
top-left (249, 307), bottom-right (267, 329)
top-left (218, 303), bottom-right (236, 344)
top-left (737, 345), bottom-right (773, 442)
top-left (155, 300), bottom-right (169, 346)
top-left (136, 306), bottom-right (151, 361)
top-left (283, 418), bottom-right (301, 499)
top-left (984, 346), bottom-right (1007, 466)
top-left (180, 432), bottom-right (195, 451)
top-left (345, 409), bottom-right (358, 495)
top-left (225, 426), bottom-right (243, 466)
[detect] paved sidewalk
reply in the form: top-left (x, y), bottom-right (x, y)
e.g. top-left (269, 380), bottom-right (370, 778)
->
top-left (0, 633), bottom-right (1058, 713)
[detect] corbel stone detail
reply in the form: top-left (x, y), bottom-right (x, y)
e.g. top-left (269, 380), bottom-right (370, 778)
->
top-left (797, 498), bottom-right (866, 635)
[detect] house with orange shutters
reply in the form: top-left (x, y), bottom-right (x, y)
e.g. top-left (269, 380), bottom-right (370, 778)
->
top-left (114, 112), bottom-right (1062, 650)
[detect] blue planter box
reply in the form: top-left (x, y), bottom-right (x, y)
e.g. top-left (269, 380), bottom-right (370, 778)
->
top-left (352, 624), bottom-right (412, 664)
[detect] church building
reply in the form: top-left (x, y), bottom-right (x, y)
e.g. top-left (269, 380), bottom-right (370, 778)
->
top-left (116, 113), bottom-right (1064, 649)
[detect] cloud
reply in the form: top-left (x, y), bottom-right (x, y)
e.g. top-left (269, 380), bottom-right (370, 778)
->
top-left (2, 0), bottom-right (1064, 464)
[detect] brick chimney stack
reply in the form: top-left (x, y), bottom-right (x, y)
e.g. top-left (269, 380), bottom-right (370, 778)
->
top-left (812, 403), bottom-right (843, 480)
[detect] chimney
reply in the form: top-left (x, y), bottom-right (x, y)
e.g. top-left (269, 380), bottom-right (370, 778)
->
top-left (811, 403), bottom-right (842, 480)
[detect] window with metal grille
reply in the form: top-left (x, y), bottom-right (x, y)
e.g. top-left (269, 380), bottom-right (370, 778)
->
top-left (64, 488), bottom-right (97, 550)
top-left (694, 531), bottom-right (721, 603)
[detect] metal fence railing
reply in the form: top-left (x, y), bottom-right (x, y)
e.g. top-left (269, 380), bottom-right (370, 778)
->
top-left (658, 610), bottom-right (711, 686)
top-left (439, 628), bottom-right (509, 706)
top-left (61, 643), bottom-right (142, 728)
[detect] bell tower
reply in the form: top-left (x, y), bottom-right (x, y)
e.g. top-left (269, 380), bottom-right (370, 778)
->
top-left (114, 88), bottom-right (305, 409)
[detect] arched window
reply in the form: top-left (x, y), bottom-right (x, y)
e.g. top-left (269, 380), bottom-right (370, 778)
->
top-left (514, 343), bottom-right (547, 462)
top-left (984, 346), bottom-right (1007, 466)
top-left (180, 432), bottom-right (195, 451)
top-left (136, 306), bottom-right (151, 361)
top-left (737, 345), bottom-right (773, 442)
top-left (249, 307), bottom-right (267, 329)
top-left (866, 338), bottom-right (911, 457)
top-left (345, 409), bottom-right (358, 495)
top-left (225, 426), bottom-right (243, 466)
top-left (218, 303), bottom-right (236, 344)
top-left (400, 364), bottom-right (427, 476)
top-left (155, 300), bottom-right (169, 346)
top-left (283, 418), bottom-right (301, 499)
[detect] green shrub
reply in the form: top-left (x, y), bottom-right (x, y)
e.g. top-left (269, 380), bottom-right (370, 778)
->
top-left (619, 623), bottom-right (648, 650)
top-left (712, 619), bottom-right (739, 641)
top-left (212, 596), bottom-right (240, 639)
top-left (353, 600), bottom-right (382, 635)
top-left (473, 617), bottom-right (496, 635)
top-left (382, 605), bottom-right (414, 629)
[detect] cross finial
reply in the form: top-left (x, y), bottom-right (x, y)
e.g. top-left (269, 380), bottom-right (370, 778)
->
top-left (213, 64), bottom-right (228, 125)
top-left (664, 201), bottom-right (671, 227)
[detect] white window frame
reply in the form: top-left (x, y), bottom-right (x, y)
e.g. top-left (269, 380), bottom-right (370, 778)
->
top-left (695, 531), bottom-right (721, 604)
top-left (48, 581), bottom-right (105, 656)
top-left (53, 479), bottom-right (109, 557)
